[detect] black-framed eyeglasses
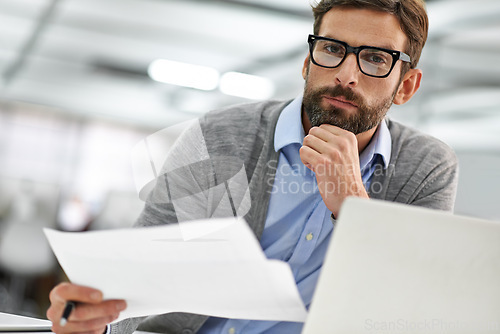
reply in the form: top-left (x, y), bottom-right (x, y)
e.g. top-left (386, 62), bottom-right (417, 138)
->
top-left (307, 34), bottom-right (411, 78)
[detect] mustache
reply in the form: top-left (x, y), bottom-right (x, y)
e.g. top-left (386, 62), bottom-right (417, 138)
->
top-left (314, 85), bottom-right (366, 108)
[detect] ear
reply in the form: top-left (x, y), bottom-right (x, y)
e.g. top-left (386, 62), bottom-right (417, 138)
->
top-left (302, 54), bottom-right (310, 80)
top-left (393, 68), bottom-right (422, 105)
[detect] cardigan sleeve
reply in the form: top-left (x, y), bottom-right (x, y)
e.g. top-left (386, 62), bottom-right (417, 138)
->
top-left (370, 119), bottom-right (459, 212)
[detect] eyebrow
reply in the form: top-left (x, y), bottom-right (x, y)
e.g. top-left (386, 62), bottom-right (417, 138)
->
top-left (321, 34), bottom-right (399, 51)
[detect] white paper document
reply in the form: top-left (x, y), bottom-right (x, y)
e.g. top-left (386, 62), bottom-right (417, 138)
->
top-left (44, 218), bottom-right (307, 323)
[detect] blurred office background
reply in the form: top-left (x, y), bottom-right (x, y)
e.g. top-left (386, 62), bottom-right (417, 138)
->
top-left (0, 0), bottom-right (499, 319)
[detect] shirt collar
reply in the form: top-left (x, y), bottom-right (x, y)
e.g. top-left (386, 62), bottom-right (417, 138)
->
top-left (274, 94), bottom-right (392, 169)
top-left (359, 119), bottom-right (392, 170)
top-left (274, 95), bottom-right (304, 152)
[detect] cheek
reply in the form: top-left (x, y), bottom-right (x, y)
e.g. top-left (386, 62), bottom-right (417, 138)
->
top-left (304, 66), bottom-right (333, 89)
top-left (302, 60), bottom-right (310, 80)
top-left (364, 78), bottom-right (400, 104)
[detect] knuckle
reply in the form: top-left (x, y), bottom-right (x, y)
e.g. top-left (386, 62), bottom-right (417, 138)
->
top-left (75, 304), bottom-right (96, 320)
top-left (345, 132), bottom-right (357, 146)
top-left (324, 157), bottom-right (334, 167)
top-left (49, 286), bottom-right (61, 303)
top-left (48, 289), bottom-right (56, 302)
top-left (317, 156), bottom-right (328, 168)
top-left (103, 304), bottom-right (115, 316)
top-left (299, 145), bottom-right (311, 158)
top-left (309, 126), bottom-right (320, 135)
top-left (326, 147), bottom-right (341, 161)
top-left (336, 137), bottom-right (349, 151)
top-left (107, 313), bottom-right (117, 324)
top-left (79, 319), bottom-right (98, 331)
top-left (46, 307), bottom-right (56, 321)
top-left (346, 130), bottom-right (356, 140)
top-left (87, 317), bottom-right (108, 331)
top-left (303, 135), bottom-right (313, 146)
top-left (50, 282), bottom-right (72, 302)
top-left (51, 325), bottom-right (64, 334)
top-left (58, 282), bottom-right (72, 293)
top-left (74, 307), bottom-right (87, 320)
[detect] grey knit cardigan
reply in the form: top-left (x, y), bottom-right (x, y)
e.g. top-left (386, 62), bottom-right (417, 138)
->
top-left (111, 99), bottom-right (458, 334)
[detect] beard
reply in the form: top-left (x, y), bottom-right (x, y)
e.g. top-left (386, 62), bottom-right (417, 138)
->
top-left (302, 78), bottom-right (397, 135)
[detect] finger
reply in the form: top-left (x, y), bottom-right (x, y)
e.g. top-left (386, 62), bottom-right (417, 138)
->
top-left (309, 125), bottom-right (355, 143)
top-left (303, 132), bottom-right (334, 155)
top-left (70, 300), bottom-right (127, 322)
top-left (50, 283), bottom-right (103, 306)
top-left (47, 299), bottom-right (126, 326)
top-left (47, 283), bottom-right (126, 332)
top-left (299, 145), bottom-right (322, 170)
top-left (318, 123), bottom-right (352, 136)
top-left (303, 133), bottom-right (348, 165)
top-left (51, 313), bottom-right (118, 334)
top-left (47, 284), bottom-right (102, 328)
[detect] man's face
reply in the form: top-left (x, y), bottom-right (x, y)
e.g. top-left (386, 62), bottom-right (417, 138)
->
top-left (302, 8), bottom-right (409, 134)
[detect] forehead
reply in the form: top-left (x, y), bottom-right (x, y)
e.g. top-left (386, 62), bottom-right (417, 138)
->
top-left (318, 7), bottom-right (407, 51)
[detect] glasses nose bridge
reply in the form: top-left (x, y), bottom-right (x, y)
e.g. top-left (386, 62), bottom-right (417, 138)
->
top-left (340, 44), bottom-right (362, 70)
top-left (343, 44), bottom-right (362, 60)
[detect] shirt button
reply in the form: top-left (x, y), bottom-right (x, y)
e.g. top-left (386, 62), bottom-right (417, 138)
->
top-left (306, 233), bottom-right (313, 241)
top-left (228, 328), bottom-right (236, 334)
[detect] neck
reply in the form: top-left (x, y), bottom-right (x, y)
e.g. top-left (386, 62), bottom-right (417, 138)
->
top-left (301, 108), bottom-right (378, 153)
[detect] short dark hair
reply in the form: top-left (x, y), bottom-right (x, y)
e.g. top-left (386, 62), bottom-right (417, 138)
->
top-left (311, 0), bottom-right (428, 73)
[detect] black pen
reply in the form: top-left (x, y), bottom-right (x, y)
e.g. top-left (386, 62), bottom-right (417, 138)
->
top-left (60, 301), bottom-right (76, 326)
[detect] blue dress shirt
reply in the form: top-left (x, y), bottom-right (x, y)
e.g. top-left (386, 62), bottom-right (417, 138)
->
top-left (198, 95), bottom-right (391, 334)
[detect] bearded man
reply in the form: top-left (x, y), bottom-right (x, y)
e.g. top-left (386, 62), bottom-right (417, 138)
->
top-left (47, 1), bottom-right (458, 333)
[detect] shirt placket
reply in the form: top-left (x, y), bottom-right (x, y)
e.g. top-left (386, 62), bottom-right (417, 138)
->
top-left (286, 197), bottom-right (327, 277)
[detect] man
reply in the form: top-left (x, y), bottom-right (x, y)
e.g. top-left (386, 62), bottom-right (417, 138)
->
top-left (46, 0), bottom-right (458, 333)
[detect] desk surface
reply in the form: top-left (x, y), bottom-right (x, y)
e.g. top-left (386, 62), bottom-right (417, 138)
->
top-left (0, 313), bottom-right (159, 334)
top-left (0, 331), bottom-right (158, 334)
top-left (0, 332), bottom-right (155, 334)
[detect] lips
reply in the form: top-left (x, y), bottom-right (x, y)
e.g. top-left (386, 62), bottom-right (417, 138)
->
top-left (322, 95), bottom-right (358, 109)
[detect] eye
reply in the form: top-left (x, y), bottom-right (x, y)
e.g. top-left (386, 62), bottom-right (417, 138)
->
top-left (361, 50), bottom-right (391, 65)
top-left (321, 42), bottom-right (344, 56)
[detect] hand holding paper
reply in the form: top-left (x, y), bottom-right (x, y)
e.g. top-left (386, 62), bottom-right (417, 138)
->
top-left (44, 217), bottom-right (307, 324)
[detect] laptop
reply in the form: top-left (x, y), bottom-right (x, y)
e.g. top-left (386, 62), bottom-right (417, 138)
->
top-left (0, 312), bottom-right (52, 332)
top-left (302, 198), bottom-right (500, 334)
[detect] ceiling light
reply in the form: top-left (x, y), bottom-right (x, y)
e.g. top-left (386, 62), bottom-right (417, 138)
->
top-left (219, 72), bottom-right (275, 100)
top-left (148, 59), bottom-right (220, 91)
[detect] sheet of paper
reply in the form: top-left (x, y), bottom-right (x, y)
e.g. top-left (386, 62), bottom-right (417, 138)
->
top-left (0, 312), bottom-right (52, 332)
top-left (44, 217), bottom-right (307, 323)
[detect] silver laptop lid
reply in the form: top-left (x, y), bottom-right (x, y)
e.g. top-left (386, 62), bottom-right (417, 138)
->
top-left (303, 198), bottom-right (500, 334)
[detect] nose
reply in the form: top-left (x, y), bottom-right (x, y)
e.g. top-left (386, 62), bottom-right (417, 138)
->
top-left (334, 53), bottom-right (360, 88)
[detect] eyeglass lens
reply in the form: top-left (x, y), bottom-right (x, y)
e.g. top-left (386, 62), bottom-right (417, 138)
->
top-left (312, 39), bottom-right (394, 77)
